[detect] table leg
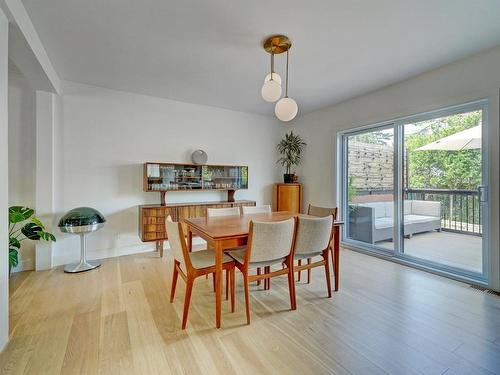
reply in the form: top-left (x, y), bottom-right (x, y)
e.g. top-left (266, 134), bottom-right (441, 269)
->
top-left (214, 241), bottom-right (223, 328)
top-left (156, 240), bottom-right (164, 258)
top-left (187, 229), bottom-right (193, 252)
top-left (333, 226), bottom-right (340, 291)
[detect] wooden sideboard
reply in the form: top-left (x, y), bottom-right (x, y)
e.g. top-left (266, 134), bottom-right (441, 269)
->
top-left (273, 183), bottom-right (302, 213)
top-left (138, 200), bottom-right (256, 256)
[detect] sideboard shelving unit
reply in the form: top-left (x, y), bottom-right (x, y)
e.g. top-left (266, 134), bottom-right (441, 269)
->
top-left (139, 162), bottom-right (255, 256)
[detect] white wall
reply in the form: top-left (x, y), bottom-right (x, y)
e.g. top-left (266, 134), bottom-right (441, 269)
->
top-left (55, 82), bottom-right (281, 265)
top-left (0, 6), bottom-right (10, 352)
top-left (287, 45), bottom-right (500, 291)
top-left (8, 67), bottom-right (36, 272)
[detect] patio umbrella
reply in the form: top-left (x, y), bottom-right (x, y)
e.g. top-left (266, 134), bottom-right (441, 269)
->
top-left (415, 125), bottom-right (481, 151)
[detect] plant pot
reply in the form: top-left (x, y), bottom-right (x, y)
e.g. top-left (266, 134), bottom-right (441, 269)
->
top-left (283, 174), bottom-right (294, 183)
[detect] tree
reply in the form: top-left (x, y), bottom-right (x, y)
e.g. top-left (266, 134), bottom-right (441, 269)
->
top-left (405, 111), bottom-right (481, 190)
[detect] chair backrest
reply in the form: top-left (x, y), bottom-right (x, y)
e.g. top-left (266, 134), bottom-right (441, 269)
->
top-left (308, 204), bottom-right (338, 219)
top-left (207, 207), bottom-right (241, 217)
top-left (241, 205), bottom-right (271, 214)
top-left (165, 216), bottom-right (191, 270)
top-left (294, 215), bottom-right (334, 256)
top-left (246, 218), bottom-right (296, 264)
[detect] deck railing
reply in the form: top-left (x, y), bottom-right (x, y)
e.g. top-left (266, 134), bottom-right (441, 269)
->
top-left (405, 188), bottom-right (482, 236)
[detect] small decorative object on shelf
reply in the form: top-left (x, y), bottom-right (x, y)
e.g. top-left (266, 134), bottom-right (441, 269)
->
top-left (277, 131), bottom-right (306, 183)
top-left (58, 207), bottom-right (106, 273)
top-left (144, 162), bottom-right (248, 204)
top-left (191, 149), bottom-right (208, 165)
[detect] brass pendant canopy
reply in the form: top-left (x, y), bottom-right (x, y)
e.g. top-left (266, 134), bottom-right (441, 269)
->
top-left (263, 35), bottom-right (292, 54)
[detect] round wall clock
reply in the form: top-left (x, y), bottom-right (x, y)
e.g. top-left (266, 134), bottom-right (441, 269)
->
top-left (191, 149), bottom-right (208, 165)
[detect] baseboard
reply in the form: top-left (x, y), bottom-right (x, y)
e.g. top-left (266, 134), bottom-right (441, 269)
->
top-left (52, 237), bottom-right (207, 267)
top-left (11, 258), bottom-right (34, 273)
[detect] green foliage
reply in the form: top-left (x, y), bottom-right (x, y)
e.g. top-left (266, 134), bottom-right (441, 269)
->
top-left (9, 206), bottom-right (35, 223)
top-left (8, 206), bottom-right (56, 271)
top-left (406, 111), bottom-right (481, 189)
top-left (277, 131), bottom-right (306, 174)
top-left (347, 177), bottom-right (358, 202)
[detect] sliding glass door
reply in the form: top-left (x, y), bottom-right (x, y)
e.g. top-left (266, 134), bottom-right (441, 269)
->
top-left (344, 126), bottom-right (395, 253)
top-left (340, 100), bottom-right (488, 282)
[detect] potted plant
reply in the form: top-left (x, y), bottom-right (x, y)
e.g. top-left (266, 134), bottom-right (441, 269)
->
top-left (277, 131), bottom-right (306, 183)
top-left (9, 206), bottom-right (56, 275)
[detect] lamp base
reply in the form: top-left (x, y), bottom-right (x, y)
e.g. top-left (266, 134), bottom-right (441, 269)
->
top-left (64, 260), bottom-right (101, 273)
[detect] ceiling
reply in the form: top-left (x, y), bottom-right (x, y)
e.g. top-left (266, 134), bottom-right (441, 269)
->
top-left (21, 0), bottom-right (500, 116)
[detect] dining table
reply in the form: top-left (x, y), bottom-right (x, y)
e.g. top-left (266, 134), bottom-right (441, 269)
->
top-left (184, 211), bottom-right (344, 328)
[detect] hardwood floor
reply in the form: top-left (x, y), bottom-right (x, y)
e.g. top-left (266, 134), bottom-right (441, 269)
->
top-left (2, 247), bottom-right (500, 374)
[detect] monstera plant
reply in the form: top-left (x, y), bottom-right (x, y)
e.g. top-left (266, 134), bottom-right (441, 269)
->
top-left (8, 206), bottom-right (56, 274)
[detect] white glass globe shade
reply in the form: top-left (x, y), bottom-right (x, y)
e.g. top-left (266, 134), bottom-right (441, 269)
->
top-left (275, 97), bottom-right (298, 122)
top-left (261, 80), bottom-right (282, 102)
top-left (264, 72), bottom-right (282, 85)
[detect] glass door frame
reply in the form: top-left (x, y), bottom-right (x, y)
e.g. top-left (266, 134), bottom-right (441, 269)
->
top-left (339, 122), bottom-right (397, 256)
top-left (338, 99), bottom-right (489, 284)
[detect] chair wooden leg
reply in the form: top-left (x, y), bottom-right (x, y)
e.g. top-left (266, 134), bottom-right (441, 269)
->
top-left (324, 252), bottom-right (332, 298)
top-left (225, 269), bottom-right (229, 301)
top-left (287, 265), bottom-right (297, 310)
top-left (297, 260), bottom-right (302, 282)
top-left (182, 278), bottom-right (194, 329)
top-left (230, 267), bottom-right (235, 313)
top-left (243, 272), bottom-right (251, 324)
top-left (212, 272), bottom-right (216, 292)
top-left (307, 258), bottom-right (312, 284)
top-left (170, 261), bottom-right (179, 303)
top-left (256, 267), bottom-right (261, 286)
top-left (264, 266), bottom-right (270, 290)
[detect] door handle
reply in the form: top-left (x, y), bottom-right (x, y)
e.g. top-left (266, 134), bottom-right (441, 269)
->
top-left (478, 186), bottom-right (488, 203)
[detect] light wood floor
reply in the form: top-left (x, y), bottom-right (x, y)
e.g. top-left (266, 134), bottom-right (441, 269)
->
top-left (2, 248), bottom-right (500, 375)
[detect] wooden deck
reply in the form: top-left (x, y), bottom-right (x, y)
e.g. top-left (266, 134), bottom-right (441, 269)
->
top-left (379, 230), bottom-right (482, 273)
top-left (1, 247), bottom-right (499, 374)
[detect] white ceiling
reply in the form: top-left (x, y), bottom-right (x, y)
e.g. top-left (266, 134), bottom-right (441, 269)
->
top-left (21, 0), bottom-right (500, 116)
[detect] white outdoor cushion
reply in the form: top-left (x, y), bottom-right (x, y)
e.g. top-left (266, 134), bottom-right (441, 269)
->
top-left (404, 214), bottom-right (440, 224)
top-left (374, 217), bottom-right (394, 229)
top-left (404, 200), bottom-right (412, 214)
top-left (363, 202), bottom-right (387, 219)
top-left (411, 201), bottom-right (440, 217)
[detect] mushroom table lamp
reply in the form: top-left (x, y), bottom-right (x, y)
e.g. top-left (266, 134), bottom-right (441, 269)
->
top-left (58, 207), bottom-right (106, 273)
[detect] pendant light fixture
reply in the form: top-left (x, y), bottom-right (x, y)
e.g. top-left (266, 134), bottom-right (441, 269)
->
top-left (261, 52), bottom-right (282, 102)
top-left (261, 35), bottom-right (298, 122)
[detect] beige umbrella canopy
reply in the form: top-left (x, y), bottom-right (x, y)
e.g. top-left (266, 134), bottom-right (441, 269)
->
top-left (415, 125), bottom-right (481, 151)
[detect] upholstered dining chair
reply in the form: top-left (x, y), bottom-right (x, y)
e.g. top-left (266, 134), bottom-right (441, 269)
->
top-left (230, 218), bottom-right (297, 324)
top-left (241, 204), bottom-right (274, 287)
top-left (207, 207), bottom-right (241, 217)
top-left (241, 205), bottom-right (272, 214)
top-left (298, 204), bottom-right (338, 283)
top-left (293, 215), bottom-right (334, 297)
top-left (166, 216), bottom-right (235, 329)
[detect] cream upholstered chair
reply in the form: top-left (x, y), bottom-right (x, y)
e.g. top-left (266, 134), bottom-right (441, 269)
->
top-left (308, 204), bottom-right (338, 218)
top-left (207, 207), bottom-right (240, 217)
top-left (298, 204), bottom-right (338, 283)
top-left (230, 218), bottom-right (297, 324)
top-left (293, 215), bottom-right (334, 297)
top-left (241, 205), bottom-right (271, 214)
top-left (166, 216), bottom-right (235, 329)
top-left (240, 205), bottom-right (272, 286)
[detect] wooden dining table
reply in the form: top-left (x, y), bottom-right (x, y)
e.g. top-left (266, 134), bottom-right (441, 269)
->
top-left (184, 211), bottom-right (344, 328)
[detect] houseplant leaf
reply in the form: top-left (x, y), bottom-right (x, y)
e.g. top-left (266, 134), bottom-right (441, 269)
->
top-left (9, 237), bottom-right (21, 251)
top-left (9, 249), bottom-right (19, 268)
top-left (9, 206), bottom-right (34, 224)
top-left (21, 222), bottom-right (43, 240)
top-left (31, 216), bottom-right (46, 230)
top-left (38, 232), bottom-right (57, 242)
